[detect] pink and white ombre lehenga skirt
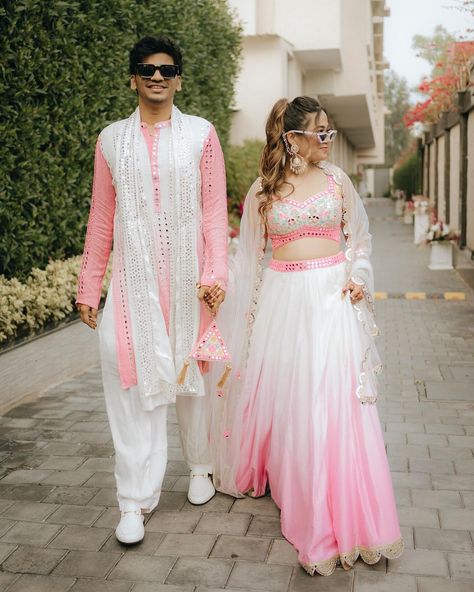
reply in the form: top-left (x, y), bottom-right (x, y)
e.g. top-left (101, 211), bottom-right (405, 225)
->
top-left (233, 252), bottom-right (403, 576)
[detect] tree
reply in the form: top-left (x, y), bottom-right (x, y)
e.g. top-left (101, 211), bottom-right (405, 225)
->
top-left (412, 25), bottom-right (456, 77)
top-left (384, 70), bottom-right (412, 166)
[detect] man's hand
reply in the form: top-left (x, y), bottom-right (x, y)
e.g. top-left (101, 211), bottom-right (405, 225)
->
top-left (197, 282), bottom-right (226, 314)
top-left (77, 303), bottom-right (98, 330)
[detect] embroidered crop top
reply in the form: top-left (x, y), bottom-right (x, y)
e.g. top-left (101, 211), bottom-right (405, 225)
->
top-left (267, 175), bottom-right (343, 250)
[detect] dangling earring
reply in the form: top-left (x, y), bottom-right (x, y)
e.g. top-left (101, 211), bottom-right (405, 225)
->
top-left (289, 143), bottom-right (307, 175)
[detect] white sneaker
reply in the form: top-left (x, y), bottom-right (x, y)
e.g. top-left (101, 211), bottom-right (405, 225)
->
top-left (115, 510), bottom-right (145, 544)
top-left (187, 470), bottom-right (216, 505)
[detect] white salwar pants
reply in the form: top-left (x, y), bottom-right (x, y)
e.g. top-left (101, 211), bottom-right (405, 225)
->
top-left (99, 290), bottom-right (212, 512)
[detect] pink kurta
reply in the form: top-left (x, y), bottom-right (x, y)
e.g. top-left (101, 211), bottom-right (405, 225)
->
top-left (77, 120), bottom-right (228, 389)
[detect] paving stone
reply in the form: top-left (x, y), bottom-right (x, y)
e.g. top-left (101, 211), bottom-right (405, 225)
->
top-left (69, 421), bottom-right (109, 433)
top-left (166, 556), bottom-right (233, 587)
top-left (440, 509), bottom-right (474, 530)
top-left (69, 432), bottom-right (112, 445)
top-left (387, 549), bottom-right (448, 576)
top-left (0, 469), bottom-right (53, 485)
top-left (44, 486), bottom-right (100, 505)
top-left (353, 572), bottom-right (417, 591)
top-left (387, 444), bottom-right (429, 458)
top-left (388, 457), bottom-right (408, 472)
top-left (2, 546), bottom-right (66, 574)
top-left (108, 554), bottom-right (175, 582)
top-left (47, 504), bottom-right (104, 526)
top-left (1, 521), bottom-right (62, 546)
top-left (92, 507), bottom-right (120, 529)
top-left (41, 443), bottom-right (85, 456)
top-left (48, 525), bottom-right (111, 551)
top-left (407, 433), bottom-right (449, 446)
top-left (132, 584), bottom-right (192, 592)
top-left (400, 526), bottom-right (414, 549)
top-left (7, 574), bottom-right (75, 592)
top-left (182, 492), bottom-right (235, 513)
top-left (462, 492), bottom-right (474, 508)
top-left (210, 534), bottom-right (270, 561)
top-left (230, 496), bottom-right (280, 517)
top-left (41, 469), bottom-right (95, 487)
top-left (289, 567), bottom-right (353, 590)
top-left (0, 572), bottom-right (18, 592)
top-left (0, 518), bottom-right (15, 537)
top-left (391, 472), bottom-right (432, 489)
top-left (69, 582), bottom-right (132, 592)
top-left (194, 512), bottom-right (252, 535)
top-left (102, 531), bottom-right (165, 555)
top-left (454, 460), bottom-right (474, 474)
top-left (417, 577), bottom-right (474, 591)
top-left (0, 542), bottom-right (18, 562)
top-left (398, 506), bottom-right (440, 528)
top-left (266, 538), bottom-right (299, 566)
top-left (80, 458), bottom-right (115, 472)
top-left (87, 488), bottom-right (118, 507)
top-left (425, 424), bottom-right (465, 435)
top-left (83, 472), bottom-right (116, 488)
top-left (37, 456), bottom-right (86, 471)
top-left (448, 552), bottom-right (474, 579)
top-left (409, 458), bottom-right (454, 474)
top-left (247, 515), bottom-right (282, 538)
top-left (154, 492), bottom-right (187, 511)
top-left (433, 475), bottom-right (474, 491)
top-left (415, 527), bottom-right (472, 551)
top-left (394, 487), bottom-right (411, 506)
top-left (156, 533), bottom-right (215, 557)
top-left (429, 446), bottom-right (474, 460)
top-left (146, 510), bottom-right (201, 533)
top-left (0, 499), bottom-right (14, 514)
top-left (411, 489), bottom-right (462, 509)
top-left (53, 549), bottom-right (121, 578)
top-left (0, 484), bottom-right (54, 502)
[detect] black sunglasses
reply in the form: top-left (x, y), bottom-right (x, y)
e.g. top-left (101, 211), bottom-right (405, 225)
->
top-left (135, 63), bottom-right (181, 79)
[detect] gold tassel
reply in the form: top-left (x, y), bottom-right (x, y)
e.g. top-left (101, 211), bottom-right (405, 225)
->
top-left (177, 360), bottom-right (190, 385)
top-left (217, 363), bottom-right (232, 389)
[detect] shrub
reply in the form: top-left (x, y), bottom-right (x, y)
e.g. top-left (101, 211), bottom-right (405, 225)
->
top-left (393, 151), bottom-right (421, 197)
top-left (0, 257), bottom-right (111, 345)
top-left (226, 139), bottom-right (264, 224)
top-left (0, 0), bottom-right (241, 280)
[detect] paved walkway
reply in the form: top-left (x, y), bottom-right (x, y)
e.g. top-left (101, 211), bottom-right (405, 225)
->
top-left (0, 199), bottom-right (473, 591)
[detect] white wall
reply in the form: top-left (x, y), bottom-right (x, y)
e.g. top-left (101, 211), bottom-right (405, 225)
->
top-left (467, 111), bottom-right (474, 251)
top-left (437, 135), bottom-right (445, 220)
top-left (449, 124), bottom-right (460, 232)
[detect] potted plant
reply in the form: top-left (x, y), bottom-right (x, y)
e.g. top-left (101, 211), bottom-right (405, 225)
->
top-left (425, 220), bottom-right (459, 270)
top-left (403, 199), bottom-right (415, 224)
top-left (413, 196), bottom-right (430, 245)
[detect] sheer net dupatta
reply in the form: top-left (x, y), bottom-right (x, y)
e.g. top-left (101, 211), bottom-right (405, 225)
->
top-left (208, 178), bottom-right (265, 496)
top-left (336, 164), bottom-right (382, 403)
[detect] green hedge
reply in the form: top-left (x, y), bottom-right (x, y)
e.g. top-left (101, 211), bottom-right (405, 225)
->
top-left (0, 0), bottom-right (241, 280)
top-left (226, 139), bottom-right (264, 224)
top-left (393, 151), bottom-right (421, 197)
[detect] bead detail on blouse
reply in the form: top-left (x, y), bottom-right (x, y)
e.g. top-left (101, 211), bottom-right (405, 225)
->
top-left (267, 175), bottom-right (342, 250)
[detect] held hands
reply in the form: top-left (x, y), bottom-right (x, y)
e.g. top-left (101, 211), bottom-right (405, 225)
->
top-left (342, 280), bottom-right (364, 304)
top-left (77, 304), bottom-right (98, 330)
top-left (198, 282), bottom-right (226, 314)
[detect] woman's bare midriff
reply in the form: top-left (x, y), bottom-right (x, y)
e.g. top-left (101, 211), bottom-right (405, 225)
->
top-left (271, 237), bottom-right (341, 261)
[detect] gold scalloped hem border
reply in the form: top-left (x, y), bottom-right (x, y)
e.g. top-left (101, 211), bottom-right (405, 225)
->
top-left (301, 537), bottom-right (404, 577)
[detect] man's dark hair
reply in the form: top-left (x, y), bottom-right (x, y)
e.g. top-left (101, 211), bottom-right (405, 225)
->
top-left (129, 36), bottom-right (183, 75)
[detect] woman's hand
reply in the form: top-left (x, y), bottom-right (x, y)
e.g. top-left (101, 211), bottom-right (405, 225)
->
top-left (198, 282), bottom-right (226, 314)
top-left (342, 280), bottom-right (364, 304)
top-left (77, 303), bottom-right (98, 330)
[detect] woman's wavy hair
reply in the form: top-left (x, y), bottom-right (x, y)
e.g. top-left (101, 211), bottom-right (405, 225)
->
top-left (257, 96), bottom-right (323, 219)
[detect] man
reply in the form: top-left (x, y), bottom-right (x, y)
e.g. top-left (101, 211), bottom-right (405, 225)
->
top-left (76, 36), bottom-right (228, 544)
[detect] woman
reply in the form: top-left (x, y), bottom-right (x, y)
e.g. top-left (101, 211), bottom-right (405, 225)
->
top-left (209, 96), bottom-right (403, 576)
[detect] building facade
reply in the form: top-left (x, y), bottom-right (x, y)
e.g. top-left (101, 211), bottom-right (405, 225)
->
top-left (228, 0), bottom-right (390, 174)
